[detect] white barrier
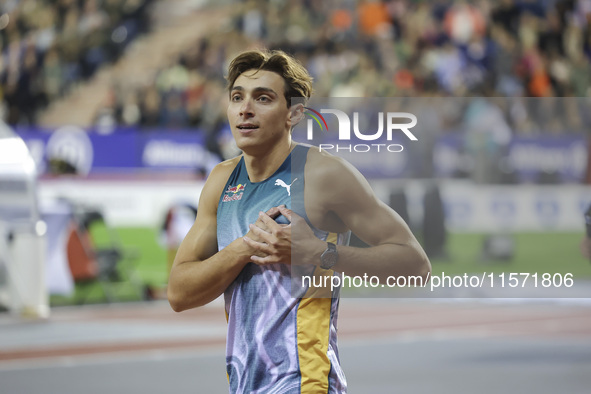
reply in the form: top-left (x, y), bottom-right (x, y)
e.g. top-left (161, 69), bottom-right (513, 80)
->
top-left (39, 179), bottom-right (205, 227)
top-left (0, 220), bottom-right (49, 318)
top-left (39, 178), bottom-right (591, 232)
top-left (372, 180), bottom-right (591, 232)
top-left (439, 182), bottom-right (591, 232)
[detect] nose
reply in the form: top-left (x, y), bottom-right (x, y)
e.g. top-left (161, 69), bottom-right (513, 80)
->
top-left (239, 98), bottom-right (254, 117)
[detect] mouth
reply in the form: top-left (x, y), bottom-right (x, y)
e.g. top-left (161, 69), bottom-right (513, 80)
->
top-left (237, 124), bottom-right (259, 132)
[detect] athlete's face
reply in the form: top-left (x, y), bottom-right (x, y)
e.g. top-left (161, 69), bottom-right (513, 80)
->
top-left (228, 70), bottom-right (293, 153)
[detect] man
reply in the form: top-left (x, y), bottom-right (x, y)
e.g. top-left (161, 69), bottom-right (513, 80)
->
top-left (168, 49), bottom-right (431, 393)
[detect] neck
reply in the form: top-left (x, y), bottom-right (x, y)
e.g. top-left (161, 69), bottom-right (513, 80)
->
top-left (243, 137), bottom-right (295, 183)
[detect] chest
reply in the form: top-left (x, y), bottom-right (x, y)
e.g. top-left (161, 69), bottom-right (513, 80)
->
top-left (218, 176), bottom-right (294, 229)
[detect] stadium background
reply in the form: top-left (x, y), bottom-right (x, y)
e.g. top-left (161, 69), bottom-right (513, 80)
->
top-left (1, 0), bottom-right (591, 393)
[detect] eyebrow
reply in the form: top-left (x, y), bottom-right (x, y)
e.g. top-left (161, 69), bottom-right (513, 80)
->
top-left (231, 86), bottom-right (279, 96)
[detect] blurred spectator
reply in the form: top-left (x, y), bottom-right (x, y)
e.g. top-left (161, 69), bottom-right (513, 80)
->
top-left (443, 1), bottom-right (486, 44)
top-left (139, 85), bottom-right (161, 128)
top-left (42, 47), bottom-right (64, 101)
top-left (463, 97), bottom-right (512, 183)
top-left (358, 0), bottom-right (391, 37)
top-left (0, 0), bottom-right (154, 127)
top-left (160, 92), bottom-right (188, 129)
top-left (119, 91), bottom-right (141, 126)
top-left (93, 87), bottom-right (117, 134)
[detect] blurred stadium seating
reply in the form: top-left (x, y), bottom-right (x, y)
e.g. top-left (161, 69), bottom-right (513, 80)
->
top-left (1, 0), bottom-right (589, 140)
top-left (0, 0), bottom-right (155, 126)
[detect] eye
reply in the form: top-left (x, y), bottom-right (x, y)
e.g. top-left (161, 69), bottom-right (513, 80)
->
top-left (231, 93), bottom-right (242, 102)
top-left (257, 96), bottom-right (270, 102)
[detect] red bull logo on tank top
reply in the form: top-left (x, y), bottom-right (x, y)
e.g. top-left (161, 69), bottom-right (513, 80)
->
top-left (222, 184), bottom-right (245, 202)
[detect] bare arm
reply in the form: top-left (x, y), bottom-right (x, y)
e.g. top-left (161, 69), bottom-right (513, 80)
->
top-left (307, 153), bottom-right (430, 281)
top-left (168, 159), bottom-right (274, 312)
top-left (168, 160), bottom-right (243, 311)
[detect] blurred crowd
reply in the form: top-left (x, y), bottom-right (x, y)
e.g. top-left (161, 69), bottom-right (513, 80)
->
top-left (103, 0), bottom-right (591, 157)
top-left (0, 0), bottom-right (153, 126)
top-left (2, 0), bottom-right (591, 152)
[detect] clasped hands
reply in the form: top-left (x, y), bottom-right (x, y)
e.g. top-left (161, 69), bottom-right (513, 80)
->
top-left (242, 205), bottom-right (321, 266)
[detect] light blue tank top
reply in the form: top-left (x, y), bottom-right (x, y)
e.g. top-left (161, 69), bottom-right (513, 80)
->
top-left (217, 144), bottom-right (349, 393)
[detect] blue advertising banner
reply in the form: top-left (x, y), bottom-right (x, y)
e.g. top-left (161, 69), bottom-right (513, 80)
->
top-left (16, 126), bottom-right (587, 183)
top-left (138, 132), bottom-right (211, 169)
top-left (16, 127), bottom-right (218, 176)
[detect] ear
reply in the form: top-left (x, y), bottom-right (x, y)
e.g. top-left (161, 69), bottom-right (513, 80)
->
top-left (287, 103), bottom-right (305, 128)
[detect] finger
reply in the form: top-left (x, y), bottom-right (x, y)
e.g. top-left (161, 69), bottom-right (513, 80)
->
top-left (255, 206), bottom-right (287, 231)
top-left (278, 206), bottom-right (292, 223)
top-left (258, 211), bottom-right (281, 230)
top-left (243, 235), bottom-right (272, 254)
top-left (253, 216), bottom-right (269, 232)
top-left (244, 238), bottom-right (272, 260)
top-left (243, 239), bottom-right (268, 259)
top-left (264, 206), bottom-right (281, 219)
top-left (251, 254), bottom-right (280, 265)
top-left (280, 207), bottom-right (306, 228)
top-left (251, 256), bottom-right (270, 265)
top-left (254, 210), bottom-right (277, 229)
top-left (248, 223), bottom-right (274, 243)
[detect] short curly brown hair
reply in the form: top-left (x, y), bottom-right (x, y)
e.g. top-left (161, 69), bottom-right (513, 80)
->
top-left (226, 49), bottom-right (313, 107)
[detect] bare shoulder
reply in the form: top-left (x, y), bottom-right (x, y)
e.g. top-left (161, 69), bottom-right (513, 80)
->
top-left (210, 155), bottom-right (242, 179)
top-left (199, 155), bottom-right (242, 210)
